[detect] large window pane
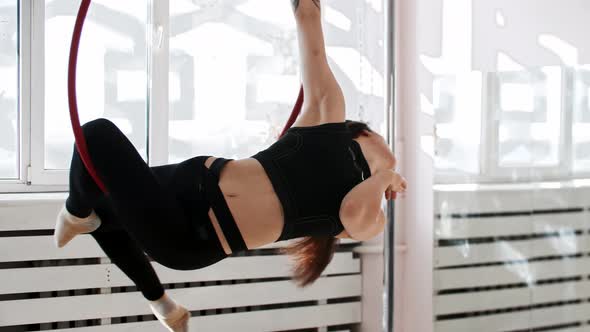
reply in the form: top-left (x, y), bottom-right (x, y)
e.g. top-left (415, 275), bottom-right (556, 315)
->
top-left (0, 0), bottom-right (18, 179)
top-left (434, 73), bottom-right (482, 176)
top-left (168, 1), bottom-right (299, 162)
top-left (168, 1), bottom-right (385, 162)
top-left (44, 0), bottom-right (148, 169)
top-left (495, 67), bottom-right (562, 169)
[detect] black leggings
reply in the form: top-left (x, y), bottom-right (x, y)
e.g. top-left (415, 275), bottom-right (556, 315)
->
top-left (66, 118), bottom-right (228, 301)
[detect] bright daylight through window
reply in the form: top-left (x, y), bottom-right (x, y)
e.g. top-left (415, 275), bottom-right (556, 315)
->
top-left (0, 0), bottom-right (18, 179)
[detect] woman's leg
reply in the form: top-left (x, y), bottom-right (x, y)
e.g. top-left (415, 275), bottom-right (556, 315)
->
top-left (90, 197), bottom-right (164, 301)
top-left (65, 118), bottom-right (204, 269)
top-left (90, 199), bottom-right (189, 331)
top-left (64, 119), bottom-right (223, 332)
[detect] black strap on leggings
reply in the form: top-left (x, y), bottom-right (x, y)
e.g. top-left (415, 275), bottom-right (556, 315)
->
top-left (204, 158), bottom-right (248, 253)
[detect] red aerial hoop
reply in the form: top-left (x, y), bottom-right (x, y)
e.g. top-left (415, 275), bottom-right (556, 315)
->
top-left (68, 0), bottom-right (303, 193)
top-left (279, 85), bottom-right (304, 138)
top-left (68, 0), bottom-right (108, 193)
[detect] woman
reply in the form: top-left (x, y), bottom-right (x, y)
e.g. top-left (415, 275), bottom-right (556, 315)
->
top-left (54, 1), bottom-right (407, 331)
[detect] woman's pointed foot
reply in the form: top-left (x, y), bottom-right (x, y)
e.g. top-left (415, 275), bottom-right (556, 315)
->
top-left (54, 205), bottom-right (101, 248)
top-left (149, 294), bottom-right (190, 332)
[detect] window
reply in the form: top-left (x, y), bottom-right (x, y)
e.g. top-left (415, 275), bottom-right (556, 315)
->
top-left (433, 73), bottom-right (482, 176)
top-left (2, 0), bottom-right (385, 191)
top-left (435, 66), bottom-right (590, 183)
top-left (0, 0), bottom-right (18, 179)
top-left (166, 1), bottom-right (384, 162)
top-left (42, 0), bottom-right (148, 171)
top-left (168, 1), bottom-right (299, 162)
top-left (490, 68), bottom-right (564, 172)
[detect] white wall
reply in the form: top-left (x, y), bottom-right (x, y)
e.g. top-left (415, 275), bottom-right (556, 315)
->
top-left (472, 0), bottom-right (590, 69)
top-left (418, 0), bottom-right (590, 72)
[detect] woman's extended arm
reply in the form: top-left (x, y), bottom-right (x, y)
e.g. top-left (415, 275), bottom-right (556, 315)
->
top-left (339, 170), bottom-right (406, 241)
top-left (291, 0), bottom-right (345, 126)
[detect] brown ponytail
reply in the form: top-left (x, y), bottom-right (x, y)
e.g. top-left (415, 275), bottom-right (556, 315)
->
top-left (281, 120), bottom-right (372, 287)
top-left (280, 236), bottom-right (339, 287)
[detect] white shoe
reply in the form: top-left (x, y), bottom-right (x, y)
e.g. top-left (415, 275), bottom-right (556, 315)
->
top-left (54, 205), bottom-right (101, 248)
top-left (150, 301), bottom-right (190, 332)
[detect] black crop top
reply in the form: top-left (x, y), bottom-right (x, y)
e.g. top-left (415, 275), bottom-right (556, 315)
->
top-left (251, 122), bottom-right (371, 242)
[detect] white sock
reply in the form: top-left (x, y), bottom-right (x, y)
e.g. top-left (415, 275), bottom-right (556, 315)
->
top-left (54, 205), bottom-right (101, 248)
top-left (149, 293), bottom-right (179, 318)
top-left (149, 293), bottom-right (190, 332)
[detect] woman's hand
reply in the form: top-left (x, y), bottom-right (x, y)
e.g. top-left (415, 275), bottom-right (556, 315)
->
top-left (378, 170), bottom-right (407, 200)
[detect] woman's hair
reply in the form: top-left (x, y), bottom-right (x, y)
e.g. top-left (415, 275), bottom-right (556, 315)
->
top-left (281, 120), bottom-right (372, 287)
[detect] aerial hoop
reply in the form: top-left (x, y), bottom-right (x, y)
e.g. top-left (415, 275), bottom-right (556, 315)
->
top-left (68, 0), bottom-right (303, 193)
top-left (68, 0), bottom-right (107, 193)
top-left (280, 85), bottom-right (304, 138)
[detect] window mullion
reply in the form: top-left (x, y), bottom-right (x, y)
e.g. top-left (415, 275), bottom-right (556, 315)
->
top-left (148, 0), bottom-right (170, 167)
top-left (29, 0), bottom-right (51, 185)
top-left (19, 0), bottom-right (32, 184)
top-left (481, 72), bottom-right (497, 178)
top-left (562, 67), bottom-right (574, 176)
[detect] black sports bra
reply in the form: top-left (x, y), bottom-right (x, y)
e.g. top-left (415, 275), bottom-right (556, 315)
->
top-left (252, 122), bottom-right (371, 241)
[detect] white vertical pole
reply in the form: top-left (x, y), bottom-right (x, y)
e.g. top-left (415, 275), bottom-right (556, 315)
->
top-left (148, 0), bottom-right (169, 166)
top-left (395, 0), bottom-right (435, 330)
top-left (383, 0), bottom-right (395, 330)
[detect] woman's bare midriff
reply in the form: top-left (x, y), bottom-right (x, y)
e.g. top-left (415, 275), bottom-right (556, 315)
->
top-left (203, 157), bottom-right (285, 255)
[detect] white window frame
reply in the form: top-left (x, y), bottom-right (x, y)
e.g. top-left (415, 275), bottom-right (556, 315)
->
top-left (29, 0), bottom-right (65, 186)
top-left (2, 1), bottom-right (77, 191)
top-left (0, 0), bottom-right (172, 193)
top-left (572, 67), bottom-right (590, 176)
top-left (148, 0), bottom-right (169, 167)
top-left (0, 1), bottom-right (67, 193)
